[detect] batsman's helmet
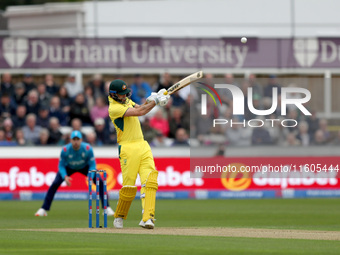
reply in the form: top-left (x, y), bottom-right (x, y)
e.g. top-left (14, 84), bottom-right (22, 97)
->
top-left (109, 79), bottom-right (131, 103)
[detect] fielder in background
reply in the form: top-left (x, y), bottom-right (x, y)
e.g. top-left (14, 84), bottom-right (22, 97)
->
top-left (108, 79), bottom-right (170, 229)
top-left (35, 130), bottom-right (115, 217)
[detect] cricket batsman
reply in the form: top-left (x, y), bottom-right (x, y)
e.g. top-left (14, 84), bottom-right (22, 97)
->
top-left (108, 79), bottom-right (169, 229)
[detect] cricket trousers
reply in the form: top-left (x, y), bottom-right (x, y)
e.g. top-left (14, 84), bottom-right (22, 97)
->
top-left (41, 166), bottom-right (109, 210)
top-left (118, 140), bottom-right (156, 187)
top-left (118, 139), bottom-right (157, 213)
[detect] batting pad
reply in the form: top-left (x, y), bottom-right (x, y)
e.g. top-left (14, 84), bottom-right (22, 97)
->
top-left (142, 170), bottom-right (158, 222)
top-left (114, 186), bottom-right (137, 219)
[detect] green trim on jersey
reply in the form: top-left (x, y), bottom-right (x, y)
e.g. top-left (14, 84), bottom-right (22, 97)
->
top-left (114, 118), bottom-right (124, 132)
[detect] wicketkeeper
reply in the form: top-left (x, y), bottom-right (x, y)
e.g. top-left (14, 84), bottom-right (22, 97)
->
top-left (35, 130), bottom-right (115, 217)
top-left (108, 79), bottom-right (169, 229)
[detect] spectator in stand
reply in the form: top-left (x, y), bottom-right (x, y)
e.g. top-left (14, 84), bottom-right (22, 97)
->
top-left (251, 120), bottom-right (272, 145)
top-left (313, 130), bottom-right (327, 145)
top-left (296, 121), bottom-right (310, 146)
top-left (3, 118), bottom-right (14, 141)
top-left (36, 128), bottom-right (50, 145)
top-left (49, 96), bottom-right (68, 126)
top-left (13, 82), bottom-right (26, 105)
top-left (22, 113), bottom-right (42, 144)
top-left (264, 74), bottom-right (281, 98)
top-left (153, 72), bottom-right (173, 92)
top-left (149, 109), bottom-right (170, 137)
top-left (44, 74), bottom-right (60, 95)
top-left (248, 73), bottom-right (263, 98)
top-left (245, 93), bottom-right (261, 120)
top-left (94, 118), bottom-right (112, 145)
top-left (85, 86), bottom-right (95, 110)
top-left (59, 119), bottom-right (86, 145)
top-left (282, 132), bottom-right (301, 147)
top-left (331, 130), bottom-right (340, 145)
top-left (196, 109), bottom-right (214, 143)
top-left (171, 91), bottom-right (186, 107)
top-left (22, 73), bottom-right (36, 93)
top-left (0, 72), bottom-right (14, 97)
top-left (69, 93), bottom-right (92, 125)
top-left (151, 131), bottom-right (173, 147)
top-left (25, 90), bottom-right (40, 115)
top-left (58, 86), bottom-right (71, 113)
top-left (48, 117), bottom-right (63, 145)
top-left (37, 107), bottom-right (50, 128)
top-left (14, 128), bottom-right (26, 146)
top-left (71, 118), bottom-right (86, 140)
top-left (37, 83), bottom-right (51, 109)
top-left (90, 96), bottom-right (109, 123)
top-left (12, 105), bottom-right (27, 128)
top-left (306, 109), bottom-right (319, 139)
top-left (0, 93), bottom-right (16, 119)
top-left (285, 109), bottom-right (300, 133)
top-left (64, 72), bottom-right (83, 98)
top-left (130, 74), bottom-right (152, 104)
top-left (0, 129), bottom-right (16, 146)
top-left (59, 132), bottom-right (71, 146)
top-left (141, 117), bottom-right (158, 143)
top-left (181, 94), bottom-right (191, 124)
top-left (172, 128), bottom-right (189, 146)
top-left (88, 73), bottom-right (105, 99)
top-left (226, 118), bottom-right (252, 146)
top-left (168, 107), bottom-right (190, 138)
top-left (205, 73), bottom-right (214, 86)
top-left (266, 115), bottom-right (286, 146)
top-left (86, 131), bottom-right (98, 146)
top-left (318, 119), bottom-right (332, 143)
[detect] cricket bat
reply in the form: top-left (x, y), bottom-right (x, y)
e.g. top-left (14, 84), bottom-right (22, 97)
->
top-left (164, 70), bottom-right (203, 95)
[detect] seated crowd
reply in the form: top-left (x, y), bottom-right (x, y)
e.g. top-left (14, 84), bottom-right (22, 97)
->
top-left (0, 72), bottom-right (336, 147)
top-left (0, 72), bottom-right (189, 147)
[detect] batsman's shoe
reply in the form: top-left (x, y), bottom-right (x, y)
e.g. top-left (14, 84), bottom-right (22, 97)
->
top-left (114, 218), bottom-right (123, 229)
top-left (107, 207), bottom-right (115, 216)
top-left (35, 208), bottom-right (47, 217)
top-left (139, 219), bottom-right (145, 228)
top-left (139, 219), bottom-right (155, 229)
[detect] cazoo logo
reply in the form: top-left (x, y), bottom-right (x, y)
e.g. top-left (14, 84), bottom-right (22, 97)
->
top-left (199, 83), bottom-right (311, 128)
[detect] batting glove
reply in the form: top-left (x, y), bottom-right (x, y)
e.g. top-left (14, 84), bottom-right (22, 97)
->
top-left (157, 88), bottom-right (167, 96)
top-left (146, 92), bottom-right (159, 104)
top-left (157, 94), bottom-right (170, 107)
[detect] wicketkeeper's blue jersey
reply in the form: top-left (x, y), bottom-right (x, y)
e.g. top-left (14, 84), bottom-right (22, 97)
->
top-left (58, 142), bottom-right (96, 179)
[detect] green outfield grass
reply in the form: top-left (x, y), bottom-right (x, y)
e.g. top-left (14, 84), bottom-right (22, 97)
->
top-left (0, 199), bottom-right (339, 254)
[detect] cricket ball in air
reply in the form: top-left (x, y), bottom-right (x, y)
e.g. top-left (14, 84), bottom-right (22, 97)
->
top-left (241, 37), bottom-right (247, 43)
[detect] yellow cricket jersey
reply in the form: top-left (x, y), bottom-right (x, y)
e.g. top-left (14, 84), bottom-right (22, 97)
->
top-left (108, 97), bottom-right (144, 144)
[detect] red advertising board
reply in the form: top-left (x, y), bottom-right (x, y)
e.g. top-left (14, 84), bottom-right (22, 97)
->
top-left (0, 156), bottom-right (339, 193)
